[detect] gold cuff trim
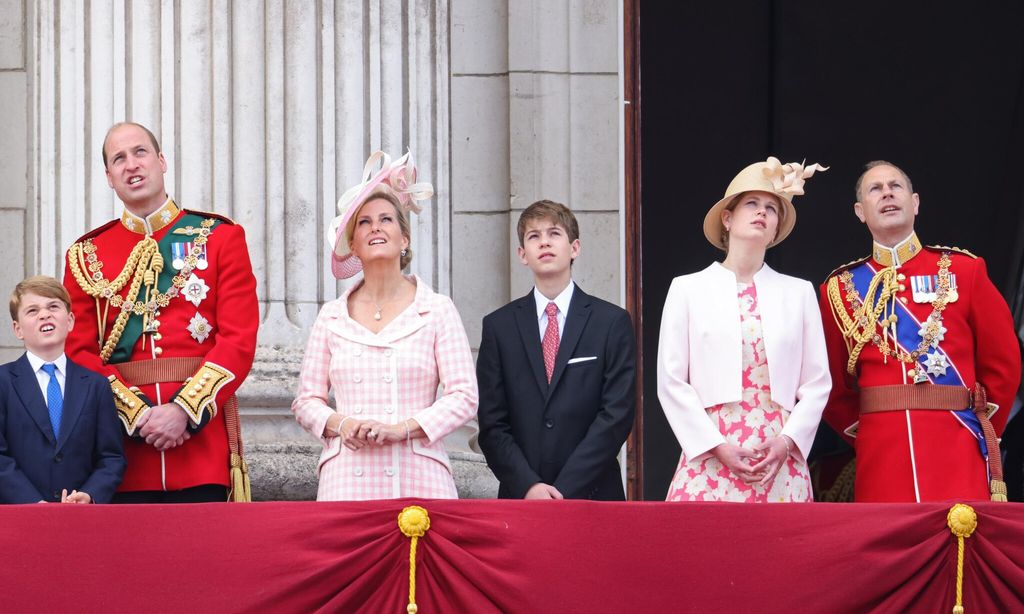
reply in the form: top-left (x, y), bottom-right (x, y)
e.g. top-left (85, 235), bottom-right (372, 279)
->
top-left (109, 375), bottom-right (151, 435)
top-left (174, 361), bottom-right (235, 425)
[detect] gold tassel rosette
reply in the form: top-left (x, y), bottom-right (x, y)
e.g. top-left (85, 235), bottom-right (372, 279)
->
top-left (946, 504), bottom-right (977, 614)
top-left (398, 506), bottom-right (431, 614)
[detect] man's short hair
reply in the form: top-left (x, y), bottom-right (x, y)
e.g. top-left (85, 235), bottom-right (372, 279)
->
top-left (9, 276), bottom-right (72, 321)
top-left (101, 122), bottom-right (162, 169)
top-left (516, 199), bottom-right (580, 247)
top-left (855, 160), bottom-right (914, 201)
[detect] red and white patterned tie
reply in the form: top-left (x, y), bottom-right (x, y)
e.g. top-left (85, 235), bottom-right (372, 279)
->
top-left (542, 302), bottom-right (559, 383)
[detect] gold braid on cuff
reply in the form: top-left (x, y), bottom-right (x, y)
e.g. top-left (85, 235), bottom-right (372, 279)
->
top-left (173, 362), bottom-right (235, 425)
top-left (108, 375), bottom-right (152, 435)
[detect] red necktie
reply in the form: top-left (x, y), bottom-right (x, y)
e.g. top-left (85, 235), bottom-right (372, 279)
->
top-left (542, 302), bottom-right (560, 383)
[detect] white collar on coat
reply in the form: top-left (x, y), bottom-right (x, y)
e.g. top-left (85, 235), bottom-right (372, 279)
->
top-left (706, 260), bottom-right (779, 284)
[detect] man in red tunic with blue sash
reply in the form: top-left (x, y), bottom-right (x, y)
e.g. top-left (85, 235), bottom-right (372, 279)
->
top-left (820, 161), bottom-right (1020, 502)
top-left (63, 122), bottom-right (258, 503)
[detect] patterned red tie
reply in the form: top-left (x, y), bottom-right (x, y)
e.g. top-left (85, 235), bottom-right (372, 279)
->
top-left (542, 302), bottom-right (560, 383)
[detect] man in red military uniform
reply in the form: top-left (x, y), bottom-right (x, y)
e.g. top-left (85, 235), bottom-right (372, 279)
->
top-left (820, 160), bottom-right (1020, 502)
top-left (63, 122), bottom-right (258, 503)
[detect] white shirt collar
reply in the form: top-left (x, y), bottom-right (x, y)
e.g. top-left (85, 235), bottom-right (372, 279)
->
top-left (25, 350), bottom-right (67, 374)
top-left (534, 280), bottom-right (575, 320)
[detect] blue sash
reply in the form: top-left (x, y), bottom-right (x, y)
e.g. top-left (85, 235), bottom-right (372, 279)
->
top-left (849, 262), bottom-right (988, 465)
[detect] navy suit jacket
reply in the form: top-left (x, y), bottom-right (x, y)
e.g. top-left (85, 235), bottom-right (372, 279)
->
top-left (477, 286), bottom-right (636, 500)
top-left (0, 354), bottom-right (126, 503)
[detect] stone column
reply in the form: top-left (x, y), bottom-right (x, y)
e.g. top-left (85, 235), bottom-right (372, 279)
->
top-left (451, 0), bottom-right (623, 343)
top-left (0, 0), bottom-right (29, 362)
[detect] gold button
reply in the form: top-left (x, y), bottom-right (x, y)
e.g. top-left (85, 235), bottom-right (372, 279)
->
top-left (897, 274), bottom-right (906, 281)
top-left (188, 390), bottom-right (196, 397)
top-left (155, 347), bottom-right (163, 355)
top-left (907, 369), bottom-right (916, 378)
top-left (898, 284), bottom-right (906, 292)
top-left (900, 297), bottom-right (908, 304)
top-left (128, 401), bottom-right (136, 408)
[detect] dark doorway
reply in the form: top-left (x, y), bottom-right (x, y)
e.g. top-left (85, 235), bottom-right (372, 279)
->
top-left (634, 2), bottom-right (1024, 500)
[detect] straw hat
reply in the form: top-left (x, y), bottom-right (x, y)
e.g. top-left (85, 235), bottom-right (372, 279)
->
top-left (703, 156), bottom-right (827, 250)
top-left (327, 150), bottom-right (433, 279)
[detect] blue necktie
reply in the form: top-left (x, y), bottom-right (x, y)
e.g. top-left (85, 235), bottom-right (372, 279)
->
top-left (41, 363), bottom-right (63, 440)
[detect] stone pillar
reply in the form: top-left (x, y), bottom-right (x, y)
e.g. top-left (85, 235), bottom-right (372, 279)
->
top-left (451, 0), bottom-right (623, 344)
top-left (0, 0), bottom-right (29, 363)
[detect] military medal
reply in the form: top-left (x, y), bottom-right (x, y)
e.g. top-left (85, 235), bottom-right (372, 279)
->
top-left (171, 242), bottom-right (188, 270)
top-left (183, 273), bottom-right (210, 307)
top-left (917, 316), bottom-right (946, 349)
top-left (911, 274), bottom-right (956, 303)
top-left (923, 351), bottom-right (949, 377)
top-left (187, 312), bottom-right (213, 343)
top-left (171, 242), bottom-right (210, 271)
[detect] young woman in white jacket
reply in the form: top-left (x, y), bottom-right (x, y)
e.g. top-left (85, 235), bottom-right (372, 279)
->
top-left (658, 158), bottom-right (831, 502)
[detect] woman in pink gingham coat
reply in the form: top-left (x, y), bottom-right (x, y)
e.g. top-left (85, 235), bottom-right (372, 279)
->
top-left (292, 152), bottom-right (478, 500)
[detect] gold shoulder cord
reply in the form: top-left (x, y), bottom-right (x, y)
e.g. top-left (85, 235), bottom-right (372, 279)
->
top-left (826, 268), bottom-right (900, 375)
top-left (68, 237), bottom-right (160, 363)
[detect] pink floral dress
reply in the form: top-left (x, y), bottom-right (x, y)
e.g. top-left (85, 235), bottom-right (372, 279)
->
top-left (665, 283), bottom-right (813, 502)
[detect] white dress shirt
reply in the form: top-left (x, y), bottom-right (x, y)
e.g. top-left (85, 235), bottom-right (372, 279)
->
top-left (533, 280), bottom-right (575, 342)
top-left (25, 351), bottom-right (67, 400)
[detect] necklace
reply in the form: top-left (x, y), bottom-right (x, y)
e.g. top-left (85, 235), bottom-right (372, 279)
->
top-left (373, 302), bottom-right (383, 321)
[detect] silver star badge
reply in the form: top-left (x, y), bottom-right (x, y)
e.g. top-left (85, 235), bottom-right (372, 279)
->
top-left (160, 209), bottom-right (173, 224)
top-left (183, 273), bottom-right (210, 307)
top-left (187, 312), bottom-right (213, 343)
top-left (923, 351), bottom-right (949, 377)
top-left (917, 317), bottom-right (947, 349)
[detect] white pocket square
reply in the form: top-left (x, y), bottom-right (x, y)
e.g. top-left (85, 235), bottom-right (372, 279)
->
top-left (567, 356), bottom-right (597, 364)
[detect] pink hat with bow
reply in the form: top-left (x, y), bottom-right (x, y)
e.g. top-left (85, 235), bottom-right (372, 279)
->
top-left (327, 150), bottom-right (434, 279)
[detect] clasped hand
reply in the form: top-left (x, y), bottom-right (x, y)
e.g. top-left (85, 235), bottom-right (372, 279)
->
top-left (325, 415), bottom-right (406, 451)
top-left (713, 436), bottom-right (792, 487)
top-left (137, 403), bottom-right (191, 451)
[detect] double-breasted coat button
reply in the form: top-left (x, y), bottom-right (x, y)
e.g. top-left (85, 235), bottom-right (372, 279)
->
top-left (353, 375), bottom-right (362, 383)
top-left (384, 349), bottom-right (393, 357)
top-left (383, 375), bottom-right (392, 383)
top-left (545, 419), bottom-right (554, 429)
top-left (353, 407), bottom-right (363, 414)
top-left (384, 468), bottom-right (394, 477)
top-left (353, 468), bottom-right (364, 477)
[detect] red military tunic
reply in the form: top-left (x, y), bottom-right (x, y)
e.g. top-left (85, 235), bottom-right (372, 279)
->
top-left (819, 232), bottom-right (1020, 502)
top-left (63, 199), bottom-right (258, 492)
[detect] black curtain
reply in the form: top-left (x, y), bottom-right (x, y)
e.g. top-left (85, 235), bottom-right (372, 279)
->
top-left (640, 1), bottom-right (1024, 500)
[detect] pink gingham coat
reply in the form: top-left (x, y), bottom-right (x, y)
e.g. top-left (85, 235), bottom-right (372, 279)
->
top-left (292, 276), bottom-right (478, 500)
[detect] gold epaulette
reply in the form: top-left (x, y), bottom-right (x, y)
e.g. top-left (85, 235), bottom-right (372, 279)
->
top-left (173, 362), bottom-right (235, 425)
top-left (109, 375), bottom-right (151, 435)
top-left (184, 209), bottom-right (237, 225)
top-left (926, 244), bottom-right (977, 258)
top-left (824, 255), bottom-right (871, 282)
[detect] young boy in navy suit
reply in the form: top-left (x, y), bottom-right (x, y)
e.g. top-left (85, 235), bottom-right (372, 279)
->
top-left (0, 276), bottom-right (125, 503)
top-left (477, 200), bottom-right (636, 500)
